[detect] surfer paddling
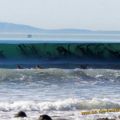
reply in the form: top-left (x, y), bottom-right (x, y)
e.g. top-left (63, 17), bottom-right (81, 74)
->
top-left (35, 65), bottom-right (44, 69)
top-left (16, 64), bottom-right (23, 69)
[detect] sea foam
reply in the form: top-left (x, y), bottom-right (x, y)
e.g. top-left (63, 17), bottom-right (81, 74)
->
top-left (0, 98), bottom-right (119, 112)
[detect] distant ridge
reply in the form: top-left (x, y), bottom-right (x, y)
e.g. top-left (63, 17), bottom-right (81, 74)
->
top-left (0, 22), bottom-right (120, 34)
top-left (0, 22), bottom-right (42, 33)
top-left (0, 22), bottom-right (92, 33)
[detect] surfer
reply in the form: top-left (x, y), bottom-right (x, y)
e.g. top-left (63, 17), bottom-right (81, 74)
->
top-left (35, 65), bottom-right (43, 69)
top-left (16, 64), bottom-right (23, 69)
top-left (80, 64), bottom-right (87, 69)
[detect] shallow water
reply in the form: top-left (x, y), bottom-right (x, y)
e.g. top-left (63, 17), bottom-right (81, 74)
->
top-left (0, 68), bottom-right (120, 120)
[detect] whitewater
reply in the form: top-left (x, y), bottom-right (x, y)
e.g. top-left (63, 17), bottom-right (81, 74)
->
top-left (0, 68), bottom-right (120, 120)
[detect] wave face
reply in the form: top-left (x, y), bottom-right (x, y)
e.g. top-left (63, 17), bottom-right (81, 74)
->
top-left (0, 43), bottom-right (120, 61)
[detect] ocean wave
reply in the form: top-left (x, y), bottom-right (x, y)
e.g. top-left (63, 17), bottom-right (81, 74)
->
top-left (0, 68), bottom-right (89, 81)
top-left (0, 68), bottom-right (120, 83)
top-left (0, 98), bottom-right (120, 112)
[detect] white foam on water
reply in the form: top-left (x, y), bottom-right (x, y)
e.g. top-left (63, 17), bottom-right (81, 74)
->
top-left (0, 98), bottom-right (119, 112)
top-left (0, 68), bottom-right (120, 119)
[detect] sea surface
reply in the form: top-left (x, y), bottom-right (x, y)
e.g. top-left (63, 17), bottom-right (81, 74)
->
top-left (0, 33), bottom-right (120, 120)
top-left (0, 68), bottom-right (120, 120)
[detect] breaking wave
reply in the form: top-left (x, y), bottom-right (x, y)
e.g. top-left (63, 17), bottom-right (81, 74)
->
top-left (0, 68), bottom-right (120, 83)
top-left (0, 98), bottom-right (120, 112)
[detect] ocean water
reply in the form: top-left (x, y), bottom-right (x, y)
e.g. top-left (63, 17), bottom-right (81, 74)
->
top-left (1, 34), bottom-right (120, 62)
top-left (0, 34), bottom-right (120, 120)
top-left (0, 68), bottom-right (120, 120)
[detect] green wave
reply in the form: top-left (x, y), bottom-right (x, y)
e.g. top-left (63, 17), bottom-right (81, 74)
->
top-left (0, 43), bottom-right (120, 60)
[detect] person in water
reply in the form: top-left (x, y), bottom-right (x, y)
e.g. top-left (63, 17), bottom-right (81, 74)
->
top-left (35, 65), bottom-right (44, 69)
top-left (16, 65), bottom-right (23, 69)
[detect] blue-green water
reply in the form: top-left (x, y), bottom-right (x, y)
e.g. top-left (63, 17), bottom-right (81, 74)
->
top-left (1, 33), bottom-right (120, 65)
top-left (0, 43), bottom-right (120, 63)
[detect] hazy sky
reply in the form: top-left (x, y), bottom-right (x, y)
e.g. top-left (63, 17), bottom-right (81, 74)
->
top-left (0, 0), bottom-right (120, 30)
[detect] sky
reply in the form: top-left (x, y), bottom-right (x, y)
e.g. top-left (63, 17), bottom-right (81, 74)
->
top-left (0, 0), bottom-right (120, 30)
